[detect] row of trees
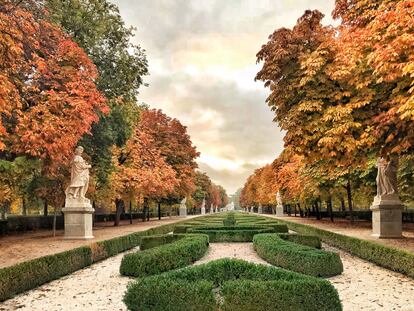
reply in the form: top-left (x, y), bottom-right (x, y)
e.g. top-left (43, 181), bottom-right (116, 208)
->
top-left (241, 0), bottom-right (414, 221)
top-left (0, 0), bottom-right (227, 224)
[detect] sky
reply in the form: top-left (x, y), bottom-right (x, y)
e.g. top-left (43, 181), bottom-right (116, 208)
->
top-left (111, 0), bottom-right (336, 194)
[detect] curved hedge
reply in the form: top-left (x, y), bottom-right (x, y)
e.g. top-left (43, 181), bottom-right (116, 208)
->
top-left (276, 218), bottom-right (414, 279)
top-left (120, 234), bottom-right (209, 277)
top-left (124, 258), bottom-right (342, 311)
top-left (253, 233), bottom-right (343, 277)
top-left (187, 226), bottom-right (275, 242)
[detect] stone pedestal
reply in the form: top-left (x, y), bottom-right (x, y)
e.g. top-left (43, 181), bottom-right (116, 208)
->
top-left (258, 204), bottom-right (263, 214)
top-left (179, 205), bottom-right (187, 217)
top-left (371, 195), bottom-right (403, 238)
top-left (62, 198), bottom-right (94, 239)
top-left (275, 204), bottom-right (284, 217)
top-left (201, 207), bottom-right (206, 215)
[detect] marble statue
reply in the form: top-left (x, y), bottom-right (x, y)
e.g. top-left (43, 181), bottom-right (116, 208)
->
top-left (371, 156), bottom-right (402, 238)
top-left (376, 157), bottom-right (398, 197)
top-left (179, 197), bottom-right (187, 217)
top-left (65, 146), bottom-right (91, 200)
top-left (276, 192), bottom-right (283, 206)
top-left (276, 191), bottom-right (284, 217)
top-left (201, 198), bottom-right (206, 215)
top-left (62, 146), bottom-right (94, 239)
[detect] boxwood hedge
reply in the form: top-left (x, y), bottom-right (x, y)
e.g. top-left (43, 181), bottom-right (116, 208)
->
top-left (0, 218), bottom-right (192, 302)
top-left (124, 258), bottom-right (342, 311)
top-left (276, 218), bottom-right (414, 279)
top-left (120, 234), bottom-right (209, 277)
top-left (253, 233), bottom-right (343, 277)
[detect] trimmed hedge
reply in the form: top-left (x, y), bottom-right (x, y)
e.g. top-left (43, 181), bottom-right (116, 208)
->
top-left (0, 247), bottom-right (92, 302)
top-left (187, 226), bottom-right (275, 242)
top-left (124, 259), bottom-right (342, 311)
top-left (276, 219), bottom-right (414, 279)
top-left (140, 234), bottom-right (182, 250)
top-left (253, 233), bottom-right (343, 277)
top-left (0, 218), bottom-right (194, 302)
top-left (120, 234), bottom-right (209, 277)
top-left (278, 233), bottom-right (322, 249)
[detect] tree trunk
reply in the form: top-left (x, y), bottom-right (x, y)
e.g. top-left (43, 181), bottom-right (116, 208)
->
top-left (340, 196), bottom-right (346, 212)
top-left (129, 200), bottom-right (133, 224)
top-left (294, 204), bottom-right (297, 217)
top-left (315, 201), bottom-right (321, 220)
top-left (43, 200), bottom-right (48, 216)
top-left (142, 198), bottom-right (148, 222)
top-left (22, 197), bottom-right (27, 216)
top-left (53, 206), bottom-right (57, 237)
top-left (158, 202), bottom-right (161, 220)
top-left (327, 195), bottom-right (334, 222)
top-left (297, 203), bottom-right (303, 217)
top-left (1, 205), bottom-right (6, 220)
top-left (346, 179), bottom-right (354, 224)
top-left (114, 198), bottom-right (123, 226)
top-left (169, 204), bottom-right (172, 218)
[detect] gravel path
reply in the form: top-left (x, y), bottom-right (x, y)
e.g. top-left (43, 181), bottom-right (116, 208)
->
top-left (1, 243), bottom-right (414, 310)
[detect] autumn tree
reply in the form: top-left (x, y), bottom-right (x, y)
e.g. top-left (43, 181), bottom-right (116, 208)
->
top-left (45, 0), bottom-right (149, 191)
top-left (0, 1), bottom-right (106, 209)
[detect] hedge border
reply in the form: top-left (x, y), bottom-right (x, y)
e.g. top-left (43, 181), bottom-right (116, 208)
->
top-left (275, 218), bottom-right (414, 279)
top-left (253, 233), bottom-right (343, 277)
top-left (120, 234), bottom-right (209, 277)
top-left (124, 258), bottom-right (342, 311)
top-left (0, 217), bottom-right (199, 302)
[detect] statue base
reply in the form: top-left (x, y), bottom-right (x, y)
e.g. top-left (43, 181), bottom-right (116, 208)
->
top-left (201, 207), bottom-right (206, 215)
top-left (258, 205), bottom-right (263, 214)
top-left (179, 205), bottom-right (187, 217)
top-left (275, 204), bottom-right (284, 217)
top-left (62, 198), bottom-right (95, 239)
top-left (371, 195), bottom-right (403, 238)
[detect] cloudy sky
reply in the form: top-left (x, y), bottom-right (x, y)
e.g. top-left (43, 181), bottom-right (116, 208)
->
top-left (111, 0), bottom-right (335, 194)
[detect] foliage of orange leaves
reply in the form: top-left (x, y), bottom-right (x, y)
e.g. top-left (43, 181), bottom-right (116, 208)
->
top-left (0, 1), bottom-right (107, 176)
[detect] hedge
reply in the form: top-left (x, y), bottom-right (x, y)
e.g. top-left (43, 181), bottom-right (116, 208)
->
top-left (120, 234), bottom-right (209, 277)
top-left (0, 218), bottom-right (194, 302)
top-left (124, 258), bottom-right (342, 311)
top-left (187, 225), bottom-right (279, 242)
top-left (253, 233), bottom-right (343, 277)
top-left (0, 247), bottom-right (92, 302)
top-left (276, 219), bottom-right (414, 279)
top-left (140, 234), bottom-right (183, 250)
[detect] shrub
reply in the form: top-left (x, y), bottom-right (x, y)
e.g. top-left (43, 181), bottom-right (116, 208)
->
top-left (120, 234), bottom-right (209, 277)
top-left (0, 247), bottom-right (92, 301)
top-left (278, 233), bottom-right (322, 249)
top-left (140, 234), bottom-right (183, 250)
top-left (253, 233), bottom-right (343, 277)
top-left (0, 217), bottom-right (195, 302)
top-left (124, 259), bottom-right (342, 311)
top-left (277, 219), bottom-right (414, 279)
top-left (187, 226), bottom-right (274, 242)
top-left (124, 278), bottom-right (216, 311)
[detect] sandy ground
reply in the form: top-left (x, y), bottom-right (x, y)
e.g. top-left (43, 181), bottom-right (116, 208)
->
top-left (263, 215), bottom-right (414, 253)
top-left (2, 242), bottom-right (414, 311)
top-left (0, 216), bottom-right (197, 268)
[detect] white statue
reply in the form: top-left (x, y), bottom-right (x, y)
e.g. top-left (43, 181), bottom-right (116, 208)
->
top-left (376, 157), bottom-right (398, 197)
top-left (276, 192), bottom-right (283, 206)
top-left (181, 197), bottom-right (187, 205)
top-left (65, 146), bottom-right (91, 200)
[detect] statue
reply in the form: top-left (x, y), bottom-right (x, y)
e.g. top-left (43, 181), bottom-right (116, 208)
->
top-left (376, 157), bottom-right (398, 197)
top-left (180, 197), bottom-right (187, 205)
top-left (65, 146), bottom-right (91, 200)
top-left (276, 192), bottom-right (283, 206)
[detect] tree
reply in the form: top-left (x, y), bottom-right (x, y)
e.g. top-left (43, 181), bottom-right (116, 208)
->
top-left (111, 120), bottom-right (178, 225)
top-left (46, 0), bottom-right (149, 189)
top-left (0, 0), bottom-right (106, 212)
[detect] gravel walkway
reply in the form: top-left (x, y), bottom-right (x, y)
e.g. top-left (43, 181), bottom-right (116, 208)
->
top-left (1, 243), bottom-right (414, 310)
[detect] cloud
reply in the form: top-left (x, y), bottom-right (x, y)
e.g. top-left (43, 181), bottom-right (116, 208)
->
top-left (111, 0), bottom-right (336, 194)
